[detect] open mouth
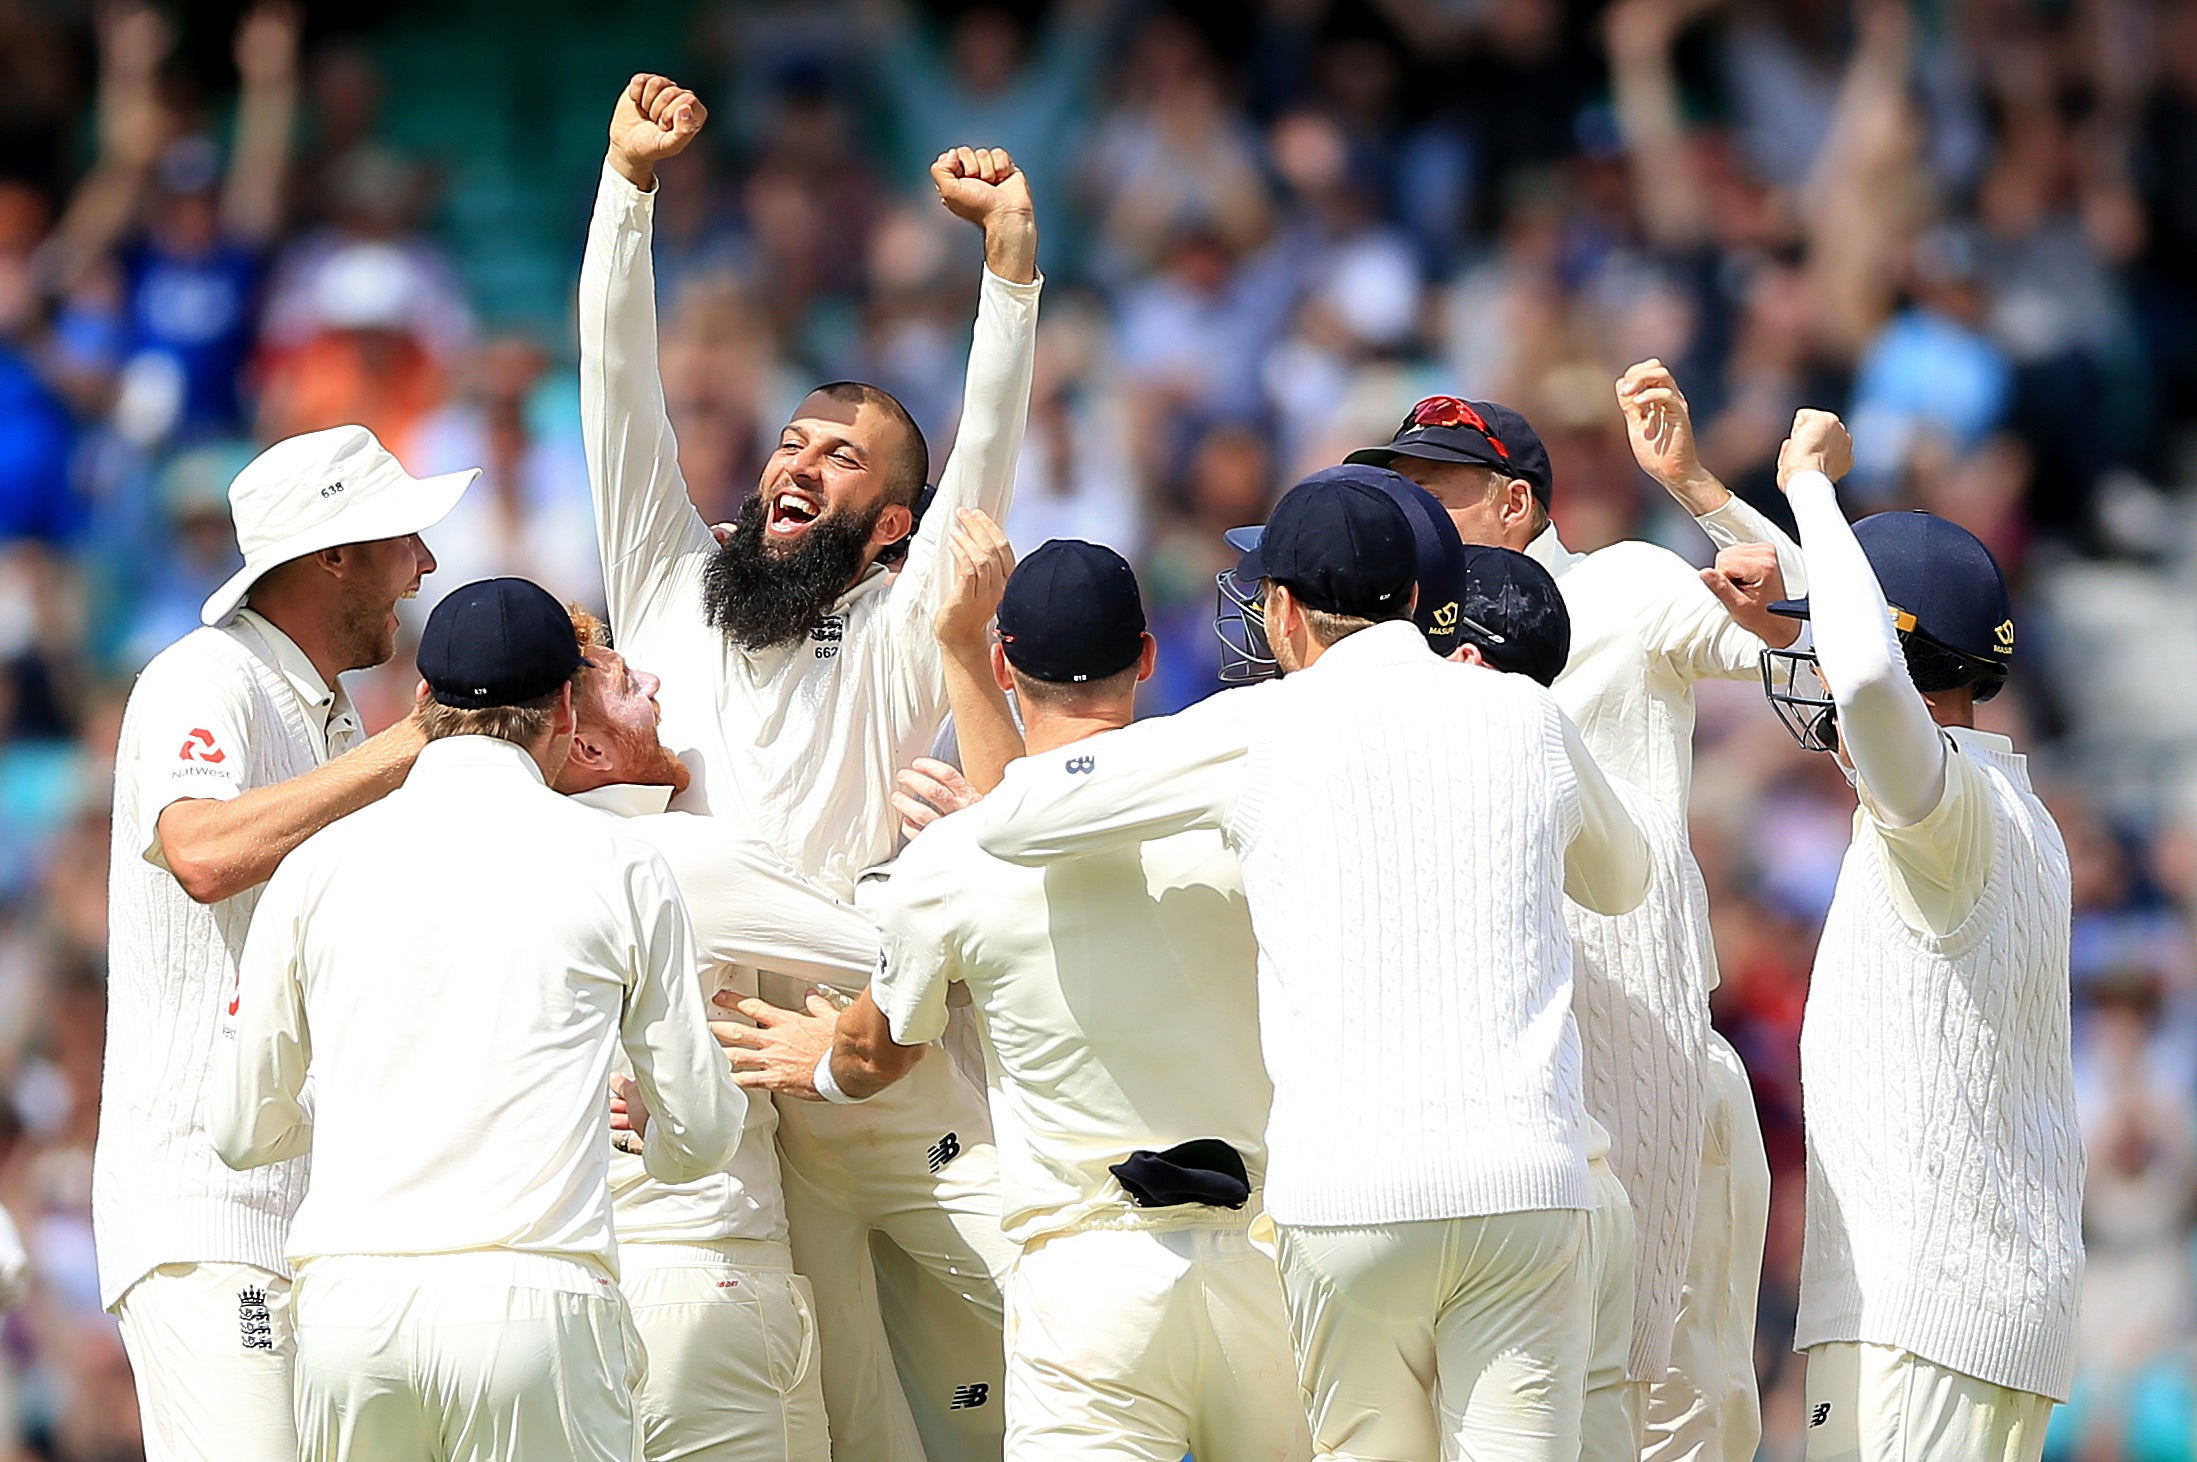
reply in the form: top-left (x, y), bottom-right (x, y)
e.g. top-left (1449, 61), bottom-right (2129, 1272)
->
top-left (766, 490), bottom-right (823, 538)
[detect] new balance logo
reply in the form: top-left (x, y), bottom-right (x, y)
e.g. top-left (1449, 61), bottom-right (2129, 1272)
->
top-left (1065, 755), bottom-right (1094, 775)
top-left (949, 1382), bottom-right (989, 1410)
top-left (926, 1132), bottom-right (962, 1173)
top-left (239, 1285), bottom-right (273, 1351)
top-left (1810, 1403), bottom-right (1831, 1428)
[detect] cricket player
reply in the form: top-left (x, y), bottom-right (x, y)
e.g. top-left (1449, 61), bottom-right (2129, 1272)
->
top-left (211, 577), bottom-right (748, 1462)
top-left (1757, 412), bottom-right (2082, 1460)
top-left (1443, 545), bottom-right (1712, 1462)
top-left (552, 510), bottom-right (1026, 1462)
top-left (99, 425), bottom-right (472, 1462)
top-left (738, 540), bottom-right (1309, 1462)
top-left (581, 73), bottom-right (1041, 1459)
top-left (981, 467), bottom-right (1650, 1462)
top-left (1346, 380), bottom-right (1794, 1461)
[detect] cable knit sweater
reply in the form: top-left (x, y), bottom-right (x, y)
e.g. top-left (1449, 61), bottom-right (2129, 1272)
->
top-left (978, 622), bottom-right (1651, 1228)
top-left (1568, 777), bottom-right (1712, 1379)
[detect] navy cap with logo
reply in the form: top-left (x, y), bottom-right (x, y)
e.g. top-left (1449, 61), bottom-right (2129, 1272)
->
top-left (996, 539), bottom-right (1148, 684)
top-left (1232, 466), bottom-right (1417, 619)
top-left (1456, 545), bottom-right (1571, 688)
top-left (1768, 511), bottom-right (2014, 695)
top-left (418, 577), bottom-right (590, 709)
top-left (1361, 469), bottom-right (1472, 656)
top-left (1345, 396), bottom-right (1555, 506)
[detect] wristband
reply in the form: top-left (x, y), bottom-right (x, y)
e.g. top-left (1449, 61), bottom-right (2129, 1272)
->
top-left (814, 1048), bottom-right (869, 1105)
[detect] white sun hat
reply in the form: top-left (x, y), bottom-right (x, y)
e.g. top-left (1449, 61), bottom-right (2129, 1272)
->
top-left (201, 425), bottom-right (478, 627)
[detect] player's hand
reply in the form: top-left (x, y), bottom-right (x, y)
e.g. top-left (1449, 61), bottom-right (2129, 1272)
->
top-left (712, 992), bottom-right (838, 1099)
top-left (1616, 359), bottom-right (1718, 501)
top-left (607, 73), bottom-right (707, 191)
top-left (894, 757), bottom-right (980, 840)
top-left (1775, 409), bottom-right (1853, 493)
top-left (1700, 542), bottom-right (1800, 649)
top-left (608, 1074), bottom-right (650, 1153)
top-left (931, 147), bottom-right (1038, 283)
top-left (935, 508), bottom-right (1015, 650)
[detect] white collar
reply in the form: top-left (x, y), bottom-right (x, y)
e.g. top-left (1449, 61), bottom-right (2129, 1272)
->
top-left (407, 734), bottom-right (550, 787)
top-left (1522, 523), bottom-right (1582, 579)
top-left (233, 608), bottom-right (357, 743)
top-left (1301, 619), bottom-right (1436, 674)
top-left (568, 782), bottom-right (676, 819)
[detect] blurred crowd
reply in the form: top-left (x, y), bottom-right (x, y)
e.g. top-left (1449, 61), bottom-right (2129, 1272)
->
top-left (2, 0), bottom-right (2197, 1455)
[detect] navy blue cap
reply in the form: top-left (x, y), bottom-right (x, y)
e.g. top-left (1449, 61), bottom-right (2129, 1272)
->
top-left (1362, 470), bottom-right (1471, 656)
top-left (1456, 546), bottom-right (1571, 687)
top-left (1233, 466), bottom-right (1416, 618)
top-left (996, 539), bottom-right (1148, 683)
top-left (1769, 511), bottom-right (2014, 674)
top-left (1345, 395), bottom-right (1555, 506)
top-left (419, 577), bottom-right (589, 709)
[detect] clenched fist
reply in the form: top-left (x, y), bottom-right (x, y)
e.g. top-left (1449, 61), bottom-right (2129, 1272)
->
top-left (931, 147), bottom-right (1038, 284)
top-left (607, 73), bottom-right (707, 191)
top-left (1776, 410), bottom-right (1854, 493)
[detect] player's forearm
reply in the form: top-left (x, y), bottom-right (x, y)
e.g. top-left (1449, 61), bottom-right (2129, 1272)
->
top-left (941, 641), bottom-right (1023, 793)
top-left (1697, 493), bottom-right (1808, 597)
top-left (629, 977), bottom-right (749, 1182)
top-left (829, 992), bottom-right (923, 1100)
top-left (211, 1080), bottom-right (311, 1169)
top-left (683, 840), bottom-right (882, 991)
top-left (1788, 470), bottom-right (1946, 823)
top-left (157, 721), bottom-right (423, 903)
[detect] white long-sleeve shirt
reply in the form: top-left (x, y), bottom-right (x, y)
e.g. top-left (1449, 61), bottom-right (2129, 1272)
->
top-left (210, 736), bottom-right (746, 1274)
top-left (868, 809), bottom-right (1269, 1248)
top-left (579, 162), bottom-right (1042, 896)
top-left (95, 610), bottom-right (360, 1307)
top-left (1527, 492), bottom-right (1803, 821)
top-left (572, 782), bottom-right (881, 1245)
top-left (1788, 475), bottom-right (2083, 1398)
top-left (978, 621), bottom-right (1648, 1227)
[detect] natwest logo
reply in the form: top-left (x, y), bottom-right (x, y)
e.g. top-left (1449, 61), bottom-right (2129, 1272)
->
top-left (179, 729), bottom-right (226, 764)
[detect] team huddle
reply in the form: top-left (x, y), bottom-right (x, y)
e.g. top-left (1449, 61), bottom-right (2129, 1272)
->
top-left (94, 73), bottom-right (2084, 1462)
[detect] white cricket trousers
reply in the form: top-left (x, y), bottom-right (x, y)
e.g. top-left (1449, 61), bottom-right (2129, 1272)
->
top-left (116, 1261), bottom-right (298, 1462)
top-left (1276, 1207), bottom-right (1592, 1462)
top-left (1582, 1155), bottom-right (1643, 1462)
top-left (289, 1251), bottom-right (643, 1462)
top-left (620, 1237), bottom-right (829, 1462)
top-left (765, 990), bottom-right (1013, 1462)
top-left (1644, 1032), bottom-right (1770, 1462)
top-left (1004, 1220), bottom-right (1309, 1462)
top-left (1802, 1342), bottom-right (2053, 1462)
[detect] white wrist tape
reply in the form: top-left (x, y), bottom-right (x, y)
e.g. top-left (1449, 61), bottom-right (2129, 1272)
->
top-left (814, 1048), bottom-right (868, 1105)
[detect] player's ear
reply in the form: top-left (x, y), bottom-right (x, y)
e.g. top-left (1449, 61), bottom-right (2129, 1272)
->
top-left (1452, 643), bottom-right (1487, 668)
top-left (1135, 633), bottom-right (1157, 684)
top-left (990, 642), bottom-right (1015, 693)
top-left (871, 500), bottom-right (915, 550)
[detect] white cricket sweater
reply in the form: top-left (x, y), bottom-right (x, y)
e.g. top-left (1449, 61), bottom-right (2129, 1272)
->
top-left (580, 162), bottom-right (1041, 897)
top-left (1796, 734), bottom-right (2083, 1400)
top-left (979, 621), bottom-right (1651, 1228)
top-left (1567, 777), bottom-right (1712, 1379)
top-left (96, 616), bottom-right (353, 1307)
top-left (1787, 471), bottom-right (2083, 1400)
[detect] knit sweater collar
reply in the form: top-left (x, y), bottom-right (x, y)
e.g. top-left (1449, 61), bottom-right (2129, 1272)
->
top-left (1303, 619), bottom-right (1435, 675)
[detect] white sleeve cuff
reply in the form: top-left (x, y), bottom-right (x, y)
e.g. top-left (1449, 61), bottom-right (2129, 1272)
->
top-left (814, 1047), bottom-right (870, 1105)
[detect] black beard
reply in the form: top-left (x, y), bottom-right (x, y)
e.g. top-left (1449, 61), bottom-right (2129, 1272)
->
top-left (702, 491), bottom-right (884, 650)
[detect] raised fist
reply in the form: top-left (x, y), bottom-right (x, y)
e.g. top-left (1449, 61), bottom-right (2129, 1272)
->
top-left (1776, 409), bottom-right (1854, 493)
top-left (930, 147), bottom-right (1033, 229)
top-left (608, 73), bottom-right (707, 189)
top-left (234, 3), bottom-right (299, 87)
